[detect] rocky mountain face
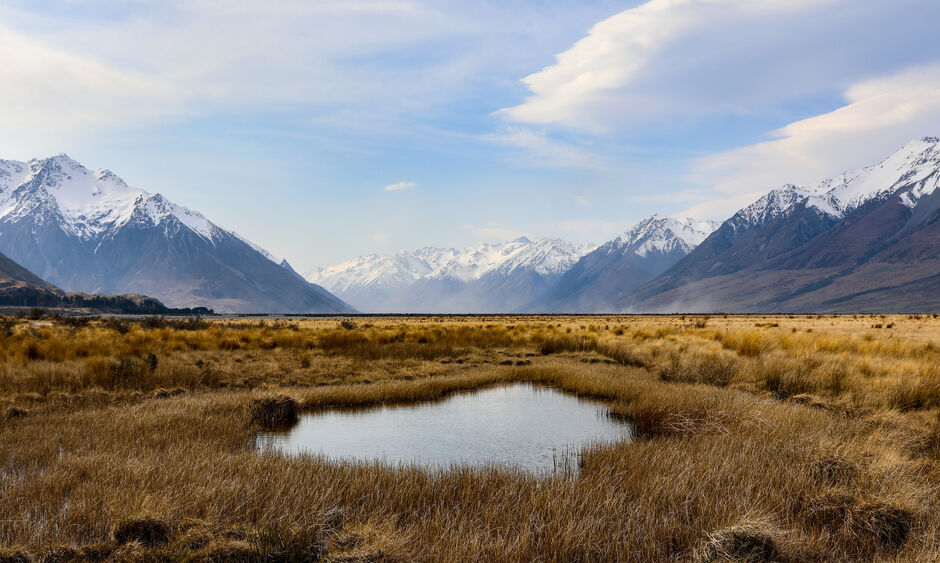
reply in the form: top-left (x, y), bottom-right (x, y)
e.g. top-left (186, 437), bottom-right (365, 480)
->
top-left (618, 137), bottom-right (940, 312)
top-left (0, 155), bottom-right (353, 313)
top-left (307, 237), bottom-right (593, 313)
top-left (536, 215), bottom-right (719, 312)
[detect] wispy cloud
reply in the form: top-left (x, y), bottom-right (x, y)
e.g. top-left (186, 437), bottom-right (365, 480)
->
top-left (482, 127), bottom-right (604, 169)
top-left (680, 64), bottom-right (940, 219)
top-left (384, 181), bottom-right (418, 191)
top-left (496, 0), bottom-right (938, 133)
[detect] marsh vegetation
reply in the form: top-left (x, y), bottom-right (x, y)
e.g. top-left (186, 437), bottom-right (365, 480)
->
top-left (0, 314), bottom-right (938, 561)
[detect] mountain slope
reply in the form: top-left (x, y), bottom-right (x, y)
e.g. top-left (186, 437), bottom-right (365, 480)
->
top-left (537, 215), bottom-right (718, 312)
top-left (0, 155), bottom-right (353, 313)
top-left (307, 238), bottom-right (592, 312)
top-left (619, 137), bottom-right (940, 312)
top-left (0, 248), bottom-right (212, 314)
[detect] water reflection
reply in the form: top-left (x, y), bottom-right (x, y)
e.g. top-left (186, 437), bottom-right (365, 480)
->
top-left (256, 384), bottom-right (633, 474)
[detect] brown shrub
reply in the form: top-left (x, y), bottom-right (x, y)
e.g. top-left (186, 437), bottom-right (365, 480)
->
top-left (113, 516), bottom-right (172, 547)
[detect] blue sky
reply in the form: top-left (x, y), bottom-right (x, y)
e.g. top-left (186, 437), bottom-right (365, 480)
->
top-left (1, 0), bottom-right (939, 272)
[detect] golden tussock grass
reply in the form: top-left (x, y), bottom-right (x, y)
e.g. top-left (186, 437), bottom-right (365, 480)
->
top-left (0, 314), bottom-right (938, 561)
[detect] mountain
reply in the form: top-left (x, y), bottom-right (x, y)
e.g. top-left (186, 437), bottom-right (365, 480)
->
top-left (307, 237), bottom-right (593, 312)
top-left (536, 215), bottom-right (719, 312)
top-left (0, 248), bottom-right (212, 314)
top-left (0, 155), bottom-right (353, 313)
top-left (618, 137), bottom-right (940, 312)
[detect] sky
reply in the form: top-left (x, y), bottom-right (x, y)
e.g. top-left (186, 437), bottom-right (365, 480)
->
top-left (1, 0), bottom-right (939, 273)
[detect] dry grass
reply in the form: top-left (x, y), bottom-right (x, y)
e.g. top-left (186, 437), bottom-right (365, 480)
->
top-left (0, 314), bottom-right (938, 561)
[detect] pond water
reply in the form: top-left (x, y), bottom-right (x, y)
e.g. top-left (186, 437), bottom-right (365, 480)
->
top-left (256, 384), bottom-right (633, 474)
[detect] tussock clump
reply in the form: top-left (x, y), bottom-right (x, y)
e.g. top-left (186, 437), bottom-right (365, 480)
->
top-left (596, 342), bottom-right (649, 367)
top-left (199, 540), bottom-right (258, 562)
top-left (805, 489), bottom-right (857, 530)
top-left (536, 334), bottom-right (597, 355)
top-left (695, 519), bottom-right (784, 562)
top-left (0, 548), bottom-right (33, 563)
top-left (113, 516), bottom-right (172, 547)
top-left (76, 543), bottom-right (113, 561)
top-left (38, 546), bottom-right (79, 563)
top-left (5, 406), bottom-right (27, 420)
top-left (756, 356), bottom-right (817, 399)
top-left (809, 456), bottom-right (857, 485)
top-left (659, 350), bottom-right (740, 387)
top-left (250, 395), bottom-right (299, 429)
top-left (108, 357), bottom-right (145, 385)
top-left (847, 501), bottom-right (914, 550)
top-left (786, 394), bottom-right (831, 410)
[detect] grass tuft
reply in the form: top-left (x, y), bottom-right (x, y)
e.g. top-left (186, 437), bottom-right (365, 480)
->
top-left (112, 516), bottom-right (172, 547)
top-left (694, 518), bottom-right (784, 562)
top-left (250, 395), bottom-right (300, 429)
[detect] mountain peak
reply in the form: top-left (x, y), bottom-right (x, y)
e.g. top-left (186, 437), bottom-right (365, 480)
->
top-left (612, 214), bottom-right (718, 258)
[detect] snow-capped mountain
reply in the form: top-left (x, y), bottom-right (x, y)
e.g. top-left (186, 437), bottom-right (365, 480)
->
top-left (537, 215), bottom-right (718, 312)
top-left (620, 137), bottom-right (940, 312)
top-left (731, 137), bottom-right (940, 231)
top-left (307, 238), bottom-right (592, 313)
top-left (0, 154), bottom-right (353, 313)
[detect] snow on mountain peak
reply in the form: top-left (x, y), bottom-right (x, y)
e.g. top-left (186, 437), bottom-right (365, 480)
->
top-left (736, 137), bottom-right (940, 227)
top-left (0, 154), bottom-right (220, 241)
top-left (307, 238), bottom-right (593, 293)
top-left (613, 215), bottom-right (718, 257)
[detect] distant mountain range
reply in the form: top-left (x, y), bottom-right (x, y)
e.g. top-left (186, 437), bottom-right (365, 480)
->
top-left (311, 137), bottom-right (940, 313)
top-left (1, 137), bottom-right (936, 314)
top-left (306, 216), bottom-right (721, 313)
top-left (0, 155), bottom-right (353, 313)
top-left (307, 238), bottom-right (592, 313)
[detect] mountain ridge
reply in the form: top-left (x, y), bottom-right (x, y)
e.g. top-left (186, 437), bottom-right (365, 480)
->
top-left (0, 154), bottom-right (354, 313)
top-left (617, 137), bottom-right (940, 312)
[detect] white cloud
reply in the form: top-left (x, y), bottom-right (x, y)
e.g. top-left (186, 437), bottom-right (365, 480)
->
top-left (683, 64), bottom-right (940, 219)
top-left (384, 181), bottom-right (418, 191)
top-left (0, 0), bottom-right (621, 157)
top-left (497, 0), bottom-right (938, 132)
top-left (0, 26), bottom-right (184, 156)
top-left (372, 233), bottom-right (390, 243)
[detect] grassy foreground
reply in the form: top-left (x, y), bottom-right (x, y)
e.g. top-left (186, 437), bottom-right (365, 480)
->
top-left (1, 314), bottom-right (939, 561)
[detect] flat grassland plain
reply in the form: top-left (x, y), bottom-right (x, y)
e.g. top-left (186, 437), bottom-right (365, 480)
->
top-left (1, 314), bottom-right (939, 562)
